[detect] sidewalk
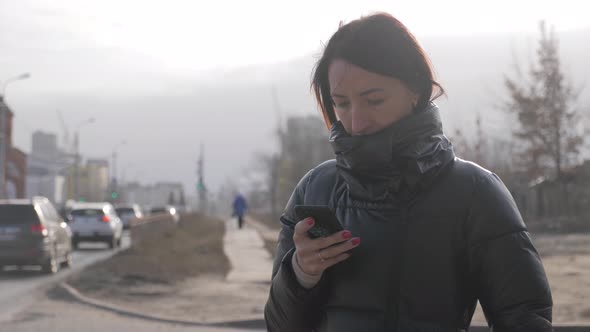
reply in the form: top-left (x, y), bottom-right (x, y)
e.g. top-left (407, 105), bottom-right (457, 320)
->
top-left (224, 217), bottom-right (274, 283)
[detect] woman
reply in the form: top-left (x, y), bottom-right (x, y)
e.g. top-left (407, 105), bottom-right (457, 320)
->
top-left (264, 13), bottom-right (552, 332)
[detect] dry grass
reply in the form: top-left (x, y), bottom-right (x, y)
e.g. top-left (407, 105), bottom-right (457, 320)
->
top-left (68, 213), bottom-right (229, 297)
top-left (247, 213), bottom-right (280, 259)
top-left (249, 212), bottom-right (280, 231)
top-left (263, 238), bottom-right (279, 260)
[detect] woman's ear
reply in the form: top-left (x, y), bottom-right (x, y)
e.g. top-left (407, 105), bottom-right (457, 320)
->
top-left (411, 92), bottom-right (419, 109)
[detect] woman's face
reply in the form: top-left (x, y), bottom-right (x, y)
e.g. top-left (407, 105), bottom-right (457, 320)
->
top-left (328, 59), bottom-right (419, 136)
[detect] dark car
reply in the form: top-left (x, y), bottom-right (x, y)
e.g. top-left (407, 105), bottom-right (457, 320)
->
top-left (115, 204), bottom-right (143, 229)
top-left (0, 197), bottom-right (73, 273)
top-left (150, 205), bottom-right (179, 223)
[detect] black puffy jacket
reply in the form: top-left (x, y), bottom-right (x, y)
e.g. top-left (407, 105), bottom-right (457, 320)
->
top-left (264, 104), bottom-right (552, 332)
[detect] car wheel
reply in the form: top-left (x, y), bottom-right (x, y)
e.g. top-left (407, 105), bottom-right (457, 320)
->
top-left (61, 251), bottom-right (73, 268)
top-left (108, 236), bottom-right (116, 249)
top-left (72, 240), bottom-right (79, 250)
top-left (116, 237), bottom-right (122, 247)
top-left (41, 252), bottom-right (59, 274)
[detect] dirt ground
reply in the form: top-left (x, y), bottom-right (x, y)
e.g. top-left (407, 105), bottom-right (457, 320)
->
top-left (67, 210), bottom-right (590, 324)
top-left (530, 233), bottom-right (590, 323)
top-left (68, 213), bottom-right (230, 300)
top-left (66, 214), bottom-right (269, 323)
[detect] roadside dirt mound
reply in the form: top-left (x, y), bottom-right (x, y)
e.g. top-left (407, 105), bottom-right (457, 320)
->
top-left (68, 213), bottom-right (229, 298)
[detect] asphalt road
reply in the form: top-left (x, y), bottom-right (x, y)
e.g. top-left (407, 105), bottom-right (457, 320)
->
top-left (0, 231), bottom-right (131, 323)
top-left (0, 231), bottom-right (265, 332)
top-left (0, 289), bottom-right (263, 332)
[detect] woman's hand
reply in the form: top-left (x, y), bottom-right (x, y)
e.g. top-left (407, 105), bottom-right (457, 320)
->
top-left (293, 217), bottom-right (361, 276)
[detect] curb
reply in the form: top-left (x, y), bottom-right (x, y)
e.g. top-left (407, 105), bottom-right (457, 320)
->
top-left (245, 217), bottom-right (279, 243)
top-left (1, 239), bottom-right (132, 323)
top-left (59, 282), bottom-right (266, 330)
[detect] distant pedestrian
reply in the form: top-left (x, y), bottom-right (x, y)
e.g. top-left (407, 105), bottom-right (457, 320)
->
top-left (232, 192), bottom-right (248, 229)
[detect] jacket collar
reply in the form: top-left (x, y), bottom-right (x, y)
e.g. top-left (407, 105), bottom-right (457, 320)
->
top-left (329, 103), bottom-right (455, 202)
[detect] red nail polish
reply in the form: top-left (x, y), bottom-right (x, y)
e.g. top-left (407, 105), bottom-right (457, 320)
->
top-left (351, 238), bottom-right (361, 246)
top-left (342, 231), bottom-right (352, 239)
top-left (306, 218), bottom-right (314, 226)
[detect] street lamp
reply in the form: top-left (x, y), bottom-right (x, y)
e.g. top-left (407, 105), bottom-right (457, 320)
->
top-left (1, 73), bottom-right (31, 97)
top-left (111, 140), bottom-right (127, 183)
top-left (0, 72), bottom-right (31, 199)
top-left (72, 118), bottom-right (96, 200)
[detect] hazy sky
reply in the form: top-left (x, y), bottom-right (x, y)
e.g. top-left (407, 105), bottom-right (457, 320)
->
top-left (1, 0), bottom-right (589, 196)
top-left (3, 1), bottom-right (588, 70)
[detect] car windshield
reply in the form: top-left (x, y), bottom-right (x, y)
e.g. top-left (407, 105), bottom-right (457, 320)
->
top-left (115, 208), bottom-right (135, 216)
top-left (71, 209), bottom-right (104, 217)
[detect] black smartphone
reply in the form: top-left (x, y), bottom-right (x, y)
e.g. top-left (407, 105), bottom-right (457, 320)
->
top-left (294, 205), bottom-right (344, 239)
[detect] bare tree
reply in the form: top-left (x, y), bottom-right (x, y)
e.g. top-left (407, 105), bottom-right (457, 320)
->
top-left (253, 152), bottom-right (281, 220)
top-left (504, 21), bottom-right (583, 179)
top-left (253, 115), bottom-right (333, 221)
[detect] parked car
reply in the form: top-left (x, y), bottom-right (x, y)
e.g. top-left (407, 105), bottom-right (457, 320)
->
top-left (150, 205), bottom-right (180, 223)
top-left (68, 202), bottom-right (123, 249)
top-left (115, 204), bottom-right (143, 229)
top-left (0, 197), bottom-right (73, 274)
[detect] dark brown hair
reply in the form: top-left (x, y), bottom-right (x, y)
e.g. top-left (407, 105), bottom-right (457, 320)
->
top-left (312, 13), bottom-right (445, 129)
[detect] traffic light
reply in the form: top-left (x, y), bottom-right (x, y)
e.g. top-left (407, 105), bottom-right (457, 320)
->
top-left (111, 191), bottom-right (119, 199)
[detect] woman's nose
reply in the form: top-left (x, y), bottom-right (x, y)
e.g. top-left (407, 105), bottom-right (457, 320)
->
top-left (350, 107), bottom-right (372, 136)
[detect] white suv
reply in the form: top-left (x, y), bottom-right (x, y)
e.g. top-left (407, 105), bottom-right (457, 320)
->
top-left (68, 202), bottom-right (123, 249)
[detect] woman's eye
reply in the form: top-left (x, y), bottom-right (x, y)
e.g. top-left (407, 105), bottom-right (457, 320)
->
top-left (334, 101), bottom-right (350, 108)
top-left (367, 99), bottom-right (384, 106)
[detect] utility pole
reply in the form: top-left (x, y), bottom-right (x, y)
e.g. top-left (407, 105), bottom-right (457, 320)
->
top-left (0, 97), bottom-right (9, 199)
top-left (109, 140), bottom-right (126, 202)
top-left (71, 118), bottom-right (95, 201)
top-left (73, 131), bottom-right (80, 200)
top-left (197, 143), bottom-right (207, 214)
top-left (270, 85), bottom-right (284, 220)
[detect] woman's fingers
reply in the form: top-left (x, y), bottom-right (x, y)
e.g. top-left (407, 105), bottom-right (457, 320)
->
top-left (321, 252), bottom-right (352, 269)
top-left (313, 230), bottom-right (354, 250)
top-left (292, 217), bottom-right (360, 275)
top-left (293, 217), bottom-right (316, 244)
top-left (317, 237), bottom-right (361, 260)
